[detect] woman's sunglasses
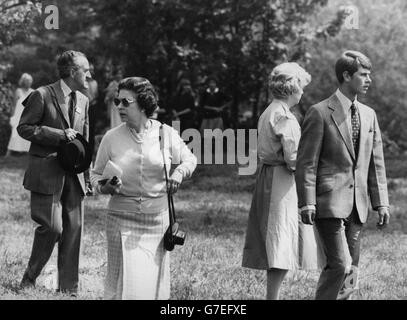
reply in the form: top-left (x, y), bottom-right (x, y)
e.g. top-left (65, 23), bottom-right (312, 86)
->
top-left (113, 97), bottom-right (136, 108)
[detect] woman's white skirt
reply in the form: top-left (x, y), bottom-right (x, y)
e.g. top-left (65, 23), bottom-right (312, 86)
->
top-left (104, 209), bottom-right (170, 300)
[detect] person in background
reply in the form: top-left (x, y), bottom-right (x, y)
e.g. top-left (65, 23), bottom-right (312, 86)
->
top-left (150, 85), bottom-right (168, 123)
top-left (82, 63), bottom-right (99, 162)
top-left (6, 73), bottom-right (34, 156)
top-left (198, 76), bottom-right (230, 135)
top-left (171, 78), bottom-right (197, 133)
top-left (91, 77), bottom-right (197, 300)
top-left (104, 69), bottom-right (123, 129)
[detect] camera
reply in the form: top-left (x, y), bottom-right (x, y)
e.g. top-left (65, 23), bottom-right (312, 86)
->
top-left (164, 222), bottom-right (186, 251)
top-left (110, 176), bottom-right (119, 185)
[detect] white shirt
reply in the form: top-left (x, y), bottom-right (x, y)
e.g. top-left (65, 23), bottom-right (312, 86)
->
top-left (335, 88), bottom-right (359, 139)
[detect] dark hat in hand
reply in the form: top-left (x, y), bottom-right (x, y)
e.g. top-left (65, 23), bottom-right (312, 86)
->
top-left (57, 133), bottom-right (92, 174)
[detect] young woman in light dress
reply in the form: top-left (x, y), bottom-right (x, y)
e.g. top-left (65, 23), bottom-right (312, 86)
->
top-left (7, 73), bottom-right (34, 155)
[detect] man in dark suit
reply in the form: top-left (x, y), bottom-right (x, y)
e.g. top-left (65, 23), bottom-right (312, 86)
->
top-left (295, 51), bottom-right (390, 300)
top-left (18, 50), bottom-right (91, 295)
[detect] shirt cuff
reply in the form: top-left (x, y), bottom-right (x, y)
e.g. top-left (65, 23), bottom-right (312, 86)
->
top-left (300, 205), bottom-right (316, 212)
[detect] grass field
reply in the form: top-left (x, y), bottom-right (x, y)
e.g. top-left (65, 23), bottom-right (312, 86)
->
top-left (0, 155), bottom-right (406, 300)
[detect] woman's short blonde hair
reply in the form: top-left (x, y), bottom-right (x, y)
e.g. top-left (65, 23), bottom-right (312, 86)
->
top-left (18, 73), bottom-right (33, 87)
top-left (269, 62), bottom-right (311, 100)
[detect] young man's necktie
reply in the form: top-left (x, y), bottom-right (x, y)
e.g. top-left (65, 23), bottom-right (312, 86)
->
top-left (351, 103), bottom-right (360, 155)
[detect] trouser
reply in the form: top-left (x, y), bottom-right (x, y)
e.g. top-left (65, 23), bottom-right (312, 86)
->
top-left (24, 173), bottom-right (84, 292)
top-left (314, 209), bottom-right (363, 300)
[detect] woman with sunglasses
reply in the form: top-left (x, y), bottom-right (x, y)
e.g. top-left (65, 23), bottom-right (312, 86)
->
top-left (90, 77), bottom-right (197, 300)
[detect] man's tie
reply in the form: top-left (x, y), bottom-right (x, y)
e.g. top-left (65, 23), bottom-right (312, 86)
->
top-left (351, 102), bottom-right (360, 155)
top-left (69, 91), bottom-right (76, 127)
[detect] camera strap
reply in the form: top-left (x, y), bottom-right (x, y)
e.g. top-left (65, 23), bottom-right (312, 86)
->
top-left (159, 124), bottom-right (176, 228)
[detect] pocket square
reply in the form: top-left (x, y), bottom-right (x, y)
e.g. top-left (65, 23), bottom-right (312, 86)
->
top-left (75, 107), bottom-right (81, 114)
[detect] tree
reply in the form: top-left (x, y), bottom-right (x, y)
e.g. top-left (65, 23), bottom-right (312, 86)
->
top-left (305, 0), bottom-right (407, 152)
top-left (0, 0), bottom-right (42, 155)
top-left (96, 0), bottom-right (347, 127)
top-left (0, 0), bottom-right (42, 50)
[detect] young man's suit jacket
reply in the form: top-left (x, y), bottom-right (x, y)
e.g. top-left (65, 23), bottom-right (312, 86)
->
top-left (295, 93), bottom-right (389, 223)
top-left (18, 80), bottom-right (89, 195)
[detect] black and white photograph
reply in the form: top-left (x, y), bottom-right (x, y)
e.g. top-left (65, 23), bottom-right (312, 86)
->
top-left (0, 0), bottom-right (406, 303)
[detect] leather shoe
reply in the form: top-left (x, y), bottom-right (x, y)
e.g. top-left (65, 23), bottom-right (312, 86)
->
top-left (57, 288), bottom-right (78, 298)
top-left (20, 272), bottom-right (36, 289)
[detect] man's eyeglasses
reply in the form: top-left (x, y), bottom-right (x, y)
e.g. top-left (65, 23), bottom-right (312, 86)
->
top-left (113, 98), bottom-right (136, 108)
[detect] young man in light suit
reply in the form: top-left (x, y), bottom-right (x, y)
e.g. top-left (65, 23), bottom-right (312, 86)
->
top-left (17, 50), bottom-right (91, 295)
top-left (295, 51), bottom-right (390, 300)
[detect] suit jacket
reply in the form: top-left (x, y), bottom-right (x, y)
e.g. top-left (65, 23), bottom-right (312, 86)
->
top-left (18, 80), bottom-right (89, 195)
top-left (295, 93), bottom-right (389, 223)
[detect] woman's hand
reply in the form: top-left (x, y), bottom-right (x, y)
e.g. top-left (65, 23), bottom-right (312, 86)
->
top-left (100, 177), bottom-right (122, 195)
top-left (168, 170), bottom-right (183, 195)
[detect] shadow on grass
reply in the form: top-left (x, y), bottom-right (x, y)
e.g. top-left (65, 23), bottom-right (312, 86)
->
top-left (0, 154), bottom-right (28, 170)
top-left (1, 279), bottom-right (22, 294)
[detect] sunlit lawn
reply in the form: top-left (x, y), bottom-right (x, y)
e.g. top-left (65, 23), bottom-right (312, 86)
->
top-left (0, 155), bottom-right (406, 300)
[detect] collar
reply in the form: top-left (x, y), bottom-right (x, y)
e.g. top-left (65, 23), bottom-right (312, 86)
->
top-left (206, 87), bottom-right (219, 94)
top-left (335, 88), bottom-right (358, 111)
top-left (273, 99), bottom-right (290, 114)
top-left (127, 119), bottom-right (152, 135)
top-left (60, 79), bottom-right (74, 98)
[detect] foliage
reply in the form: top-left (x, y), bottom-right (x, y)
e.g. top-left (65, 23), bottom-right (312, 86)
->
top-left (2, 0), bottom-right (405, 154)
top-left (0, 1), bottom-right (42, 155)
top-left (0, 0), bottom-right (42, 50)
top-left (304, 0), bottom-right (407, 151)
top-left (96, 0), bottom-right (346, 126)
top-left (0, 81), bottom-right (14, 155)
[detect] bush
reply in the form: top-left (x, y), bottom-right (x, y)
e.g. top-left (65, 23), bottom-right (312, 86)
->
top-left (0, 82), bottom-right (14, 156)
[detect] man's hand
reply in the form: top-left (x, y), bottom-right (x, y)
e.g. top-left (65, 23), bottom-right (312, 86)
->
top-left (64, 128), bottom-right (78, 142)
top-left (377, 207), bottom-right (390, 229)
top-left (301, 209), bottom-right (316, 225)
top-left (86, 182), bottom-right (94, 196)
top-left (100, 177), bottom-right (122, 195)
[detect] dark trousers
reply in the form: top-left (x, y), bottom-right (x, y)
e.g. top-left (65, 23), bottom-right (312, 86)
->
top-left (24, 173), bottom-right (83, 292)
top-left (314, 209), bottom-right (363, 300)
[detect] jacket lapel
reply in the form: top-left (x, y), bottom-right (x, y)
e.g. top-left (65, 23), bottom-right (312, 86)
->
top-left (329, 94), bottom-right (356, 161)
top-left (51, 80), bottom-right (71, 128)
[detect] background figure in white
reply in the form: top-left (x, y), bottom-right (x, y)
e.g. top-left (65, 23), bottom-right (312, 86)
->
top-left (7, 73), bottom-right (34, 155)
top-left (104, 69), bottom-right (123, 129)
